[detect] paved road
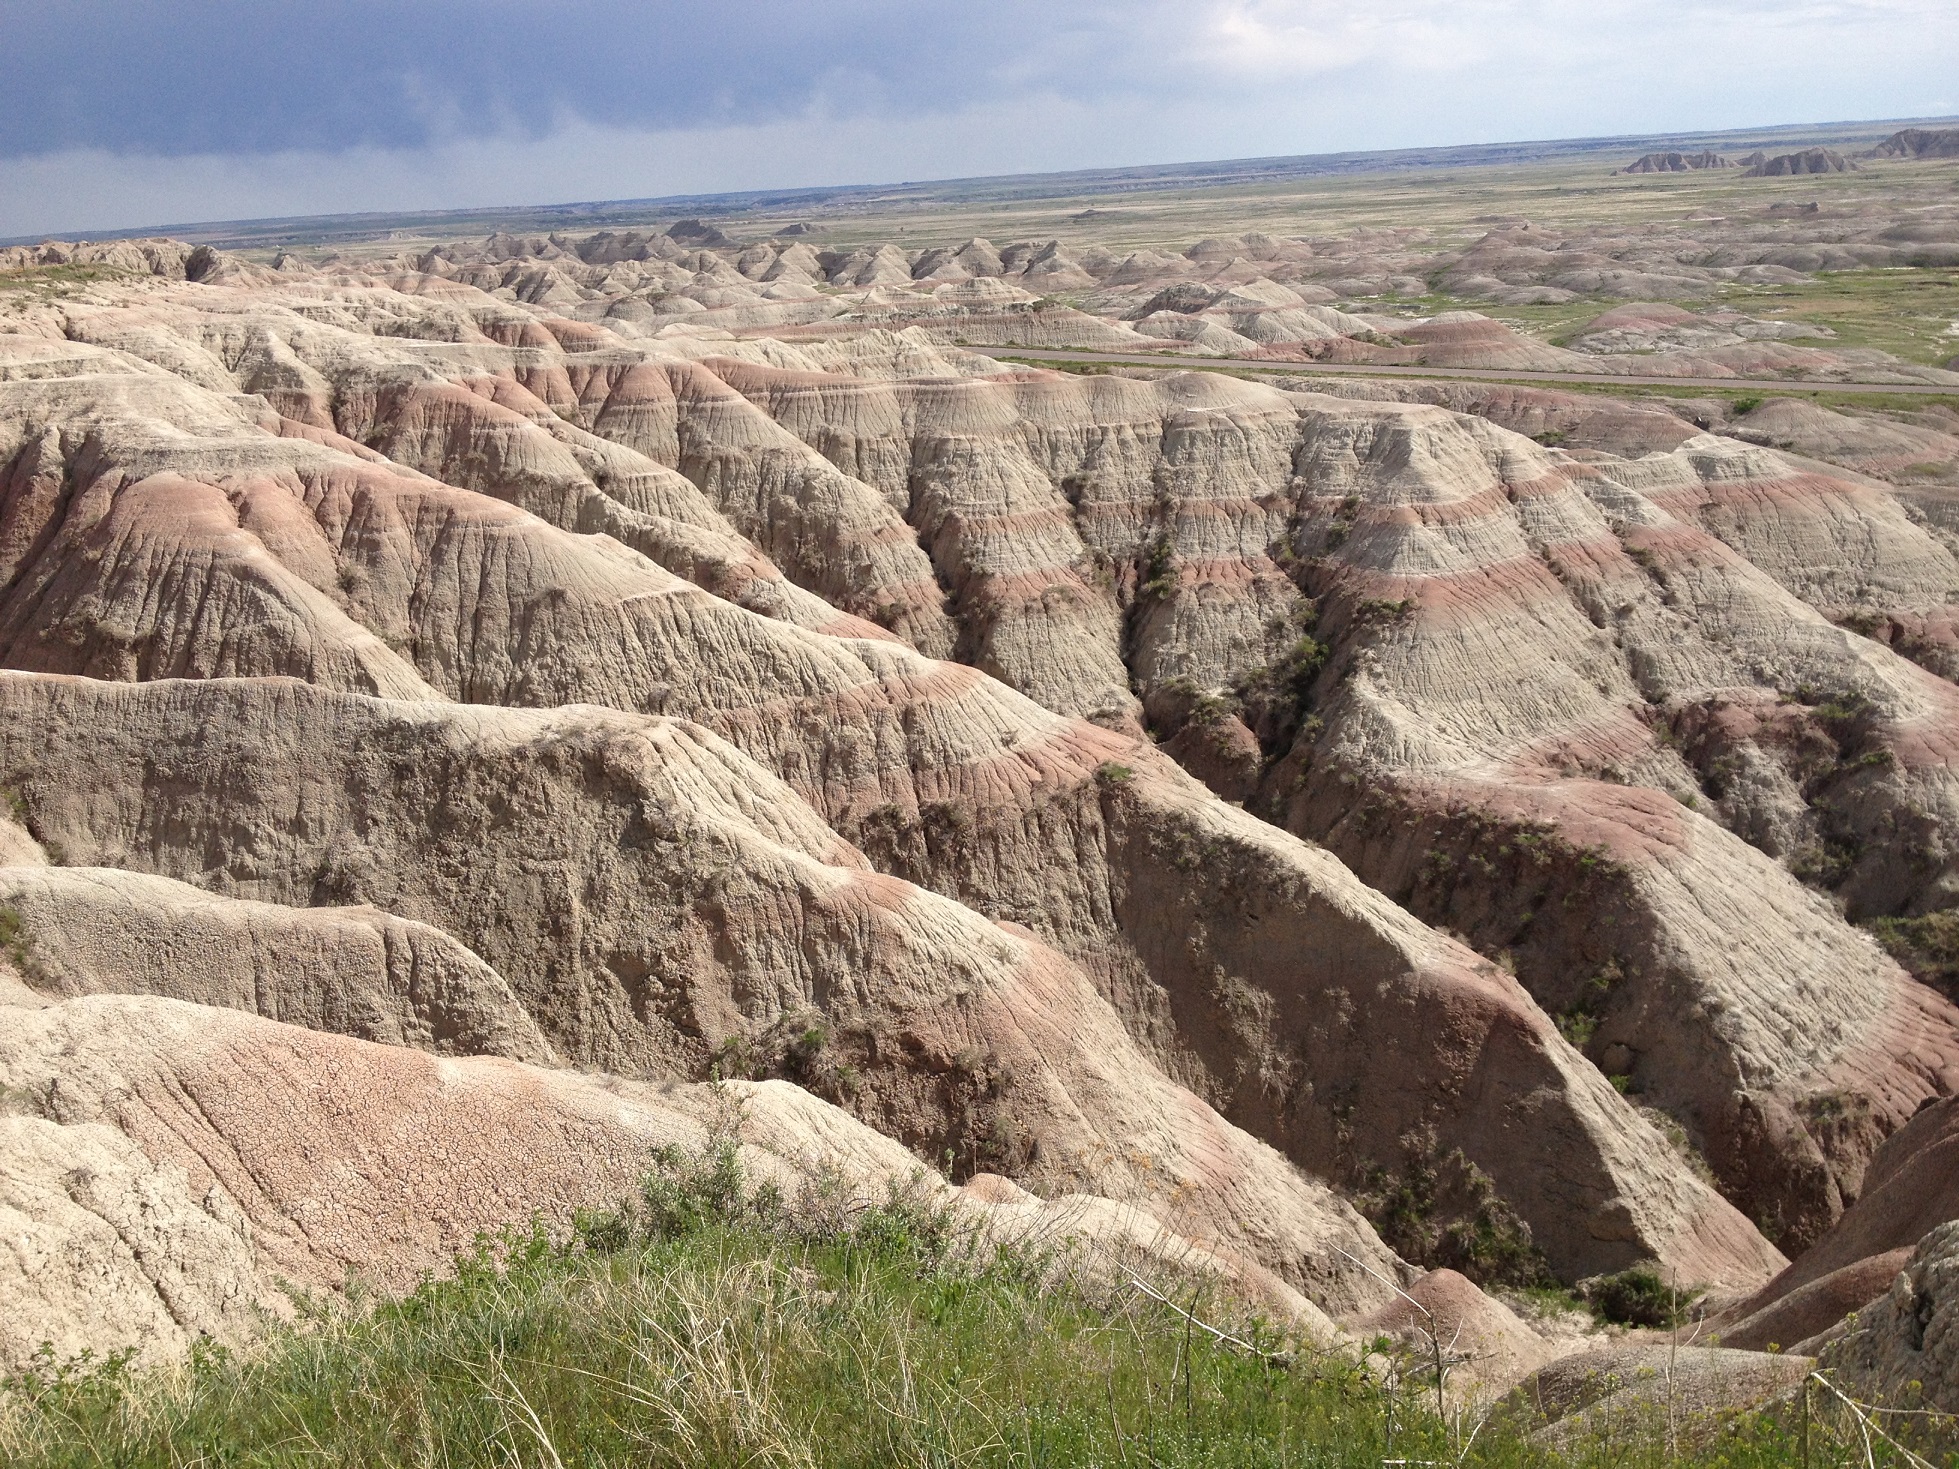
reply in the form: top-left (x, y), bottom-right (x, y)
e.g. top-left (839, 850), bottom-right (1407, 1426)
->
top-left (971, 346), bottom-right (1959, 397)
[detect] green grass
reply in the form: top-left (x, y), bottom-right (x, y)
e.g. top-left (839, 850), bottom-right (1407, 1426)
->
top-left (1500, 379), bottom-right (1958, 414)
top-left (992, 355), bottom-right (1959, 416)
top-left (1866, 908), bottom-right (1959, 1004)
top-left (1368, 292), bottom-right (1626, 345)
top-left (1716, 269), bottom-right (1959, 367)
top-left (1, 1134), bottom-right (1915, 1469)
top-left (0, 263), bottom-right (131, 290)
top-left (1370, 270), bottom-right (1955, 369)
top-left (0, 904), bottom-right (37, 977)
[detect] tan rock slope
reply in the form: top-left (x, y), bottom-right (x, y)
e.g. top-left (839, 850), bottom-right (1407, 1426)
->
top-left (682, 348), bottom-right (1959, 1255)
top-left (0, 863), bottom-right (555, 1063)
top-left (1506, 1344), bottom-right (1814, 1447)
top-left (1715, 1095), bottom-right (1959, 1351)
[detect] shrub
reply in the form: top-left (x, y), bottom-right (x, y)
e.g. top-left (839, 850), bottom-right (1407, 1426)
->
top-left (0, 906), bottom-right (37, 977)
top-left (1867, 908), bottom-right (1959, 1002)
top-left (639, 1135), bottom-right (772, 1239)
top-left (1357, 1134), bottom-right (1554, 1290)
top-left (1139, 530), bottom-right (1179, 599)
top-left (1583, 1266), bottom-right (1687, 1328)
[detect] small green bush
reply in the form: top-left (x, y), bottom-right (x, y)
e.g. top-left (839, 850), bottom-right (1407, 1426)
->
top-left (1867, 907), bottom-right (1959, 1002)
top-left (1583, 1266), bottom-right (1686, 1328)
top-left (0, 906), bottom-right (32, 973)
top-left (1139, 530), bottom-right (1180, 599)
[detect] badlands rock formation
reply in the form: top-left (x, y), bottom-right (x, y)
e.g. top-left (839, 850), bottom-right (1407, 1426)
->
top-left (215, 201), bottom-right (1959, 381)
top-left (4, 227), bottom-right (1954, 1369)
top-left (1618, 151), bottom-right (1733, 174)
top-left (661, 333), bottom-right (1959, 1248)
top-left (1745, 149), bottom-right (1860, 178)
top-left (1868, 128), bottom-right (1959, 160)
top-left (1715, 1095), bottom-right (1959, 1351)
top-left (1508, 1343), bottom-right (1814, 1447)
top-left (0, 862), bottom-right (556, 1062)
top-left (1823, 1219), bottom-right (1959, 1412)
top-left (0, 977), bottom-right (1340, 1369)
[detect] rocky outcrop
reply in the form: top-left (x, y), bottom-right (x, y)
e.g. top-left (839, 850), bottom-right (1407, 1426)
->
top-left (1716, 1248), bottom-right (1913, 1353)
top-left (1356, 1267), bottom-right (1562, 1399)
top-left (0, 667), bottom-right (1773, 1291)
top-left (0, 1106), bottom-right (267, 1373)
top-left (1619, 151), bottom-right (1732, 174)
top-left (232, 208), bottom-right (1959, 384)
top-left (24, 253), bottom-right (1948, 1388)
top-left (0, 238), bottom-right (197, 277)
top-left (7, 190), bottom-right (1959, 1381)
top-left (1259, 403), bottom-right (1959, 1247)
top-left (704, 344), bottom-right (1955, 1255)
top-left (0, 987), bottom-right (1340, 1371)
top-left (1717, 1096), bottom-right (1959, 1349)
top-left (1866, 129), bottom-right (1959, 160)
top-left (1507, 1344), bottom-right (1813, 1446)
top-left (0, 310), bottom-right (1786, 1291)
top-left (0, 865), bottom-right (555, 1063)
top-left (694, 349), bottom-right (1953, 1250)
top-left (1745, 149), bottom-right (1858, 177)
top-left (1824, 1220), bottom-right (1959, 1412)
top-left (1278, 375), bottom-right (1706, 457)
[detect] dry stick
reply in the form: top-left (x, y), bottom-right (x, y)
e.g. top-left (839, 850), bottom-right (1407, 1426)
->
top-left (1121, 1275), bottom-right (1292, 1367)
top-left (1334, 1248), bottom-right (1483, 1459)
top-left (1667, 1268), bottom-right (1679, 1466)
top-left (1807, 1372), bottom-right (1940, 1469)
top-left (1182, 1283), bottom-right (1198, 1429)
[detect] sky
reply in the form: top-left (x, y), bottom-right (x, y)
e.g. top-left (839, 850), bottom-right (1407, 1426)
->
top-left (3, 0), bottom-right (1955, 239)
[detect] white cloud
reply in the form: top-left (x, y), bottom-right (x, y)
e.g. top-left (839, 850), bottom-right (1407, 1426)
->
top-left (1189, 2), bottom-right (1499, 78)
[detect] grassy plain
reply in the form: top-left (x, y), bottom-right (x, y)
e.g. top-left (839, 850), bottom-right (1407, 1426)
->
top-left (1716, 269), bottom-right (1959, 366)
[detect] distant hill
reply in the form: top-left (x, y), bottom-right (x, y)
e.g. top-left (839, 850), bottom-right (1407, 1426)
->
top-left (9, 114), bottom-right (1955, 251)
top-left (1618, 150), bottom-right (1731, 173)
top-left (1744, 147), bottom-right (1858, 176)
top-left (1867, 127), bottom-right (1959, 159)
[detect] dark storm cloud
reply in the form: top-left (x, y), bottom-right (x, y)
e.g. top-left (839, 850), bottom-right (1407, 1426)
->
top-left (0, 0), bottom-right (1113, 158)
top-left (1, 2), bottom-right (1952, 237)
